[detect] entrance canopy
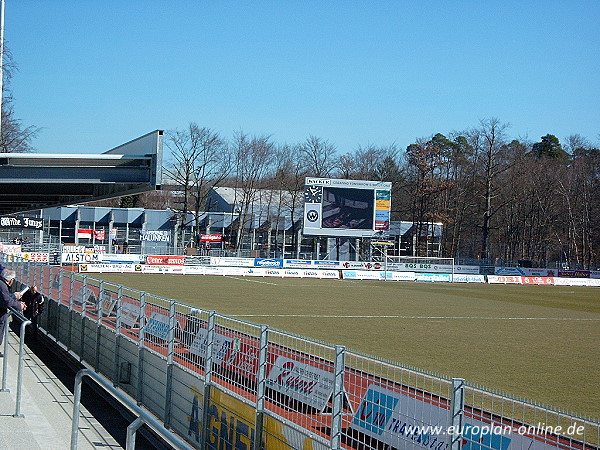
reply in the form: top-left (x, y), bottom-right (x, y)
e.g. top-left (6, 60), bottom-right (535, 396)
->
top-left (0, 130), bottom-right (163, 215)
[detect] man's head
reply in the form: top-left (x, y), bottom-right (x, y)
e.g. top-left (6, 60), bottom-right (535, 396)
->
top-left (1, 269), bottom-right (16, 286)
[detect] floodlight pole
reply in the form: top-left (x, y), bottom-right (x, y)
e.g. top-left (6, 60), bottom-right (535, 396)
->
top-left (0, 0), bottom-right (5, 142)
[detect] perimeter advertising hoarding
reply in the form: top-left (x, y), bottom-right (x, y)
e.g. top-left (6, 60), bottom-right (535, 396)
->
top-left (303, 177), bottom-right (392, 238)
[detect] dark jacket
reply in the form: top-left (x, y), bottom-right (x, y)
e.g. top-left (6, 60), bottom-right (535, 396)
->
top-left (22, 290), bottom-right (44, 318)
top-left (0, 278), bottom-right (21, 316)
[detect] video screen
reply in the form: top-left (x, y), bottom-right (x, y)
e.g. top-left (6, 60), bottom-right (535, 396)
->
top-left (321, 187), bottom-right (374, 230)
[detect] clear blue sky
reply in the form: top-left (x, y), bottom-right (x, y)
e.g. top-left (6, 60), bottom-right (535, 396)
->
top-left (6, 1), bottom-right (600, 155)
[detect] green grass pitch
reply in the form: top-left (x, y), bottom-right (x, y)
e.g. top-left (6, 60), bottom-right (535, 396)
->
top-left (94, 273), bottom-right (600, 420)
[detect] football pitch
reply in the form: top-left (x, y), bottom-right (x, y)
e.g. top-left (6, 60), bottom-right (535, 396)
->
top-left (94, 273), bottom-right (600, 420)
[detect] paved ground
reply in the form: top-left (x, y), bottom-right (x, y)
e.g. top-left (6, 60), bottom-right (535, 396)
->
top-left (0, 323), bottom-right (162, 449)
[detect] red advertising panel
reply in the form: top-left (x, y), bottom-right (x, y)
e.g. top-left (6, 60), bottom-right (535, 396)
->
top-left (201, 234), bottom-right (223, 242)
top-left (145, 255), bottom-right (185, 265)
top-left (522, 276), bottom-right (554, 285)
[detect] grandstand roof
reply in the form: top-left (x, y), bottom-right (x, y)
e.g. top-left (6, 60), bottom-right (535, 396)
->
top-left (0, 131), bottom-right (163, 216)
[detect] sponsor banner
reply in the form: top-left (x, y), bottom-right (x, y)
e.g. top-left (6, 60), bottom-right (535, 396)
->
top-left (282, 269), bottom-right (303, 278)
top-left (99, 290), bottom-right (117, 316)
top-left (495, 267), bottom-right (557, 277)
top-left (0, 215), bottom-right (43, 229)
top-left (185, 385), bottom-right (324, 450)
top-left (121, 302), bottom-right (141, 328)
top-left (340, 261), bottom-right (371, 269)
top-left (246, 268), bottom-right (267, 277)
top-left (200, 234), bottom-right (222, 242)
top-left (20, 252), bottom-right (50, 263)
top-left (521, 276), bottom-right (554, 285)
top-left (351, 383), bottom-right (558, 450)
top-left (452, 274), bottom-right (486, 283)
top-left (185, 266), bottom-right (206, 275)
top-left (102, 253), bottom-right (145, 263)
top-left (591, 271), bottom-right (600, 279)
top-left (221, 267), bottom-right (251, 276)
top-left (415, 273), bottom-right (452, 282)
top-left (264, 269), bottom-right (284, 277)
top-left (283, 259), bottom-right (313, 268)
top-left (63, 245), bottom-right (86, 253)
top-left (487, 275), bottom-right (522, 284)
top-left (210, 257), bottom-right (255, 267)
top-left (146, 255), bottom-right (185, 265)
top-left (587, 279), bottom-right (600, 287)
top-left (140, 230), bottom-right (171, 242)
top-left (145, 312), bottom-right (173, 340)
top-left (204, 266), bottom-right (225, 276)
top-left (254, 258), bottom-right (283, 268)
top-left (553, 277), bottom-right (589, 287)
top-left (141, 265), bottom-right (185, 274)
top-left (189, 328), bottom-right (237, 365)
top-left (313, 260), bottom-right (340, 267)
top-left (78, 263), bottom-right (140, 273)
top-left (61, 253), bottom-right (104, 264)
top-left (558, 270), bottom-right (590, 278)
top-left (0, 244), bottom-right (22, 254)
top-left (383, 271), bottom-right (416, 281)
top-left (266, 356), bottom-right (335, 411)
top-left (342, 270), bottom-right (381, 280)
top-left (389, 263), bottom-right (479, 274)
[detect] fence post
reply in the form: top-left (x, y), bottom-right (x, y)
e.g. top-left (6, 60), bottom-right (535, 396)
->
top-left (136, 292), bottom-right (146, 406)
top-left (200, 310), bottom-right (216, 447)
top-left (14, 317), bottom-right (32, 417)
top-left (163, 300), bottom-right (176, 428)
top-left (79, 275), bottom-right (87, 362)
top-left (113, 286), bottom-right (123, 387)
top-left (95, 280), bottom-right (104, 372)
top-left (67, 271), bottom-right (74, 349)
top-left (331, 345), bottom-right (346, 450)
top-left (254, 325), bottom-right (269, 450)
top-left (451, 378), bottom-right (465, 450)
top-left (1, 312), bottom-right (12, 392)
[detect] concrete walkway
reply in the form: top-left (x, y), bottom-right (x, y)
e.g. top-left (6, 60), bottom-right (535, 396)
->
top-left (0, 328), bottom-right (122, 449)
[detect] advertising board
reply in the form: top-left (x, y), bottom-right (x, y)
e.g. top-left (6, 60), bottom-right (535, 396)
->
top-left (210, 257), bottom-right (255, 267)
top-left (266, 355), bottom-right (335, 411)
top-left (61, 253), bottom-right (104, 263)
top-left (145, 255), bottom-right (185, 265)
top-left (351, 384), bottom-right (560, 450)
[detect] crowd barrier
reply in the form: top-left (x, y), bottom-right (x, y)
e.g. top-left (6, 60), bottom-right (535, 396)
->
top-left (6, 261), bottom-right (598, 450)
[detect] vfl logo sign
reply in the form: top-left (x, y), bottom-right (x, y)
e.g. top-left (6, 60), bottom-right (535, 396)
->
top-left (307, 210), bottom-right (319, 222)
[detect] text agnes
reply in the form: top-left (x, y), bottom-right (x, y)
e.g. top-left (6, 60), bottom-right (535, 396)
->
top-left (187, 392), bottom-right (255, 449)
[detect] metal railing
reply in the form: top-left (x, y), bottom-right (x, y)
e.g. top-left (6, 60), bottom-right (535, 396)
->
top-left (7, 261), bottom-right (600, 450)
top-left (71, 369), bottom-right (190, 450)
top-left (0, 307), bottom-right (31, 417)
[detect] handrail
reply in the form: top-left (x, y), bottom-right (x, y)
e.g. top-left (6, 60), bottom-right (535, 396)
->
top-left (71, 369), bottom-right (190, 450)
top-left (0, 307), bottom-right (31, 417)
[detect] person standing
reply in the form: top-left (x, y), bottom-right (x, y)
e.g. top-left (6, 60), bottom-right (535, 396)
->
top-left (22, 285), bottom-right (44, 337)
top-left (0, 268), bottom-right (26, 356)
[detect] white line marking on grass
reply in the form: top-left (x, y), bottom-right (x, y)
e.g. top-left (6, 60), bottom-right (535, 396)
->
top-left (229, 277), bottom-right (279, 286)
top-left (230, 314), bottom-right (600, 321)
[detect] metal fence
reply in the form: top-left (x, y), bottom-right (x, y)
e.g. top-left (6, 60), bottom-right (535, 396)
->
top-left (6, 260), bottom-right (599, 450)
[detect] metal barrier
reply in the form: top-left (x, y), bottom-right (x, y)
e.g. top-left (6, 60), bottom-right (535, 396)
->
top-left (71, 369), bottom-right (190, 450)
top-left (9, 261), bottom-right (600, 450)
top-left (0, 308), bottom-right (31, 417)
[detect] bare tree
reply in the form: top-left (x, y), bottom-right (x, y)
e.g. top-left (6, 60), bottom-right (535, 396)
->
top-left (1, 46), bottom-right (40, 152)
top-left (469, 118), bottom-right (511, 260)
top-left (231, 132), bottom-right (275, 251)
top-left (299, 135), bottom-right (336, 177)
